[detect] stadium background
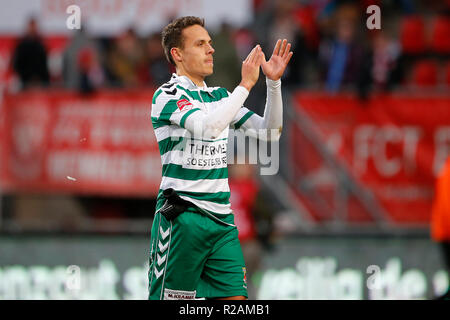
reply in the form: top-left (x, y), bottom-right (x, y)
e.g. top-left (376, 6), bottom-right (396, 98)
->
top-left (0, 0), bottom-right (449, 299)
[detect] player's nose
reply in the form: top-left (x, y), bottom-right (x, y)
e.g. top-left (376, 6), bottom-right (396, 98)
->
top-left (207, 43), bottom-right (215, 55)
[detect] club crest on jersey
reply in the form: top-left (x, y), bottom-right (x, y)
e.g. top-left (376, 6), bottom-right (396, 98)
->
top-left (176, 99), bottom-right (193, 111)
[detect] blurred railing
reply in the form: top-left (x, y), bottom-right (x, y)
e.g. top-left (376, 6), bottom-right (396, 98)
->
top-left (273, 88), bottom-right (449, 234)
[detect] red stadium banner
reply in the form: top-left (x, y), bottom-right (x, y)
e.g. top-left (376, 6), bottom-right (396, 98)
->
top-left (290, 92), bottom-right (450, 224)
top-left (0, 90), bottom-right (162, 197)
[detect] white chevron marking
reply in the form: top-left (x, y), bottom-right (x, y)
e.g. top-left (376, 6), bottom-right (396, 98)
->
top-left (154, 267), bottom-right (164, 279)
top-left (157, 253), bottom-right (166, 266)
top-left (160, 226), bottom-right (170, 240)
top-left (158, 240), bottom-right (169, 253)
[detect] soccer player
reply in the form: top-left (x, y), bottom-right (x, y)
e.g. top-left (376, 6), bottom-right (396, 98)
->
top-left (148, 16), bottom-right (292, 300)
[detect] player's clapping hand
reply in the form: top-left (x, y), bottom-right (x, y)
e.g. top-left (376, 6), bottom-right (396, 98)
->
top-left (239, 44), bottom-right (263, 91)
top-left (261, 39), bottom-right (293, 81)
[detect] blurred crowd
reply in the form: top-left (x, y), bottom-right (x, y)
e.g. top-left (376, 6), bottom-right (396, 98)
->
top-left (9, 0), bottom-right (450, 99)
top-left (11, 20), bottom-right (173, 93)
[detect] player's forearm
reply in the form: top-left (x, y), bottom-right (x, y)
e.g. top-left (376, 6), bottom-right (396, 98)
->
top-left (184, 86), bottom-right (249, 139)
top-left (247, 77), bottom-right (283, 141)
top-left (262, 77), bottom-right (283, 132)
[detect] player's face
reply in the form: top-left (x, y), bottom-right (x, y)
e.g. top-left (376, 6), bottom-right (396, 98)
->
top-left (178, 24), bottom-right (215, 79)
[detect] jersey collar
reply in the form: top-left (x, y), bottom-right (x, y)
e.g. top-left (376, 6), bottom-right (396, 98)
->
top-left (170, 73), bottom-right (208, 90)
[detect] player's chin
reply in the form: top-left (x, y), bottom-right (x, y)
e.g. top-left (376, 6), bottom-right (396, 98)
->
top-left (204, 66), bottom-right (214, 76)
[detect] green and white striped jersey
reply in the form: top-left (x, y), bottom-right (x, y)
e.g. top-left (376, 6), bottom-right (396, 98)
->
top-left (151, 73), bottom-right (255, 215)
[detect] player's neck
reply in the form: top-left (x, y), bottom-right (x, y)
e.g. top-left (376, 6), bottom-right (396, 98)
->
top-left (175, 68), bottom-right (204, 88)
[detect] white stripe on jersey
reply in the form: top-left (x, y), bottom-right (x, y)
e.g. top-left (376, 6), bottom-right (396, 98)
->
top-left (160, 176), bottom-right (230, 194)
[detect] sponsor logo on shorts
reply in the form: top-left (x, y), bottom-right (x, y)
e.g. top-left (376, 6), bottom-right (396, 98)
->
top-left (164, 288), bottom-right (196, 300)
top-left (177, 99), bottom-right (193, 111)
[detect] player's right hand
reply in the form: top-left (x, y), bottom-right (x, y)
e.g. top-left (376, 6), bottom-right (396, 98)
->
top-left (239, 45), bottom-right (263, 92)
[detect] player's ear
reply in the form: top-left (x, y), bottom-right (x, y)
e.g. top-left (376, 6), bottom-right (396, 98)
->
top-left (171, 47), bottom-right (182, 63)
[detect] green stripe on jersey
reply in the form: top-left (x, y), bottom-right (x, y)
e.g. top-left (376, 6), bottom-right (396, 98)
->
top-left (234, 110), bottom-right (255, 129)
top-left (158, 94), bottom-right (190, 121)
top-left (180, 108), bottom-right (201, 128)
top-left (153, 87), bottom-right (229, 130)
top-left (209, 87), bottom-right (229, 100)
top-left (151, 117), bottom-right (171, 130)
top-left (176, 86), bottom-right (229, 103)
top-left (176, 86), bottom-right (200, 101)
top-left (162, 164), bottom-right (228, 180)
top-left (157, 136), bottom-right (186, 155)
top-left (152, 89), bottom-right (163, 104)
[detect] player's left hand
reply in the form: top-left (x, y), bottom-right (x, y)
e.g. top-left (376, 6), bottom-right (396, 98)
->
top-left (261, 39), bottom-right (293, 81)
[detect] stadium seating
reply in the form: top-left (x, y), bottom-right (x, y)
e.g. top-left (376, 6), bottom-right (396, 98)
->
top-left (411, 59), bottom-right (438, 87)
top-left (400, 15), bottom-right (426, 55)
top-left (430, 16), bottom-right (450, 54)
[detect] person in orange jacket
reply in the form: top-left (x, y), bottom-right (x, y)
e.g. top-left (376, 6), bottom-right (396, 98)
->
top-left (431, 156), bottom-right (450, 299)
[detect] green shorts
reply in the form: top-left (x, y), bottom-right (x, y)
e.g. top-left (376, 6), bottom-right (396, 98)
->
top-left (147, 207), bottom-right (248, 300)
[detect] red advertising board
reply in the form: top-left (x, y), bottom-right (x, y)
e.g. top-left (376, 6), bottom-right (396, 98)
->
top-left (291, 92), bottom-right (450, 224)
top-left (0, 90), bottom-right (161, 197)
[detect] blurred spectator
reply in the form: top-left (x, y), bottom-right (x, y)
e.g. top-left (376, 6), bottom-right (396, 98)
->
top-left (431, 156), bottom-right (450, 300)
top-left (206, 23), bottom-right (241, 91)
top-left (267, 0), bottom-right (298, 52)
top-left (62, 28), bottom-right (104, 94)
top-left (12, 17), bottom-right (49, 89)
top-left (288, 3), bottom-right (322, 87)
top-left (232, 27), bottom-right (256, 62)
top-left (229, 163), bottom-right (275, 299)
top-left (230, 26), bottom-right (270, 115)
top-left (254, 0), bottom-right (303, 86)
top-left (145, 33), bottom-right (172, 87)
top-left (319, 13), bottom-right (365, 93)
top-left (356, 31), bottom-right (402, 98)
top-left (370, 32), bottom-right (401, 91)
top-left (107, 28), bottom-right (147, 87)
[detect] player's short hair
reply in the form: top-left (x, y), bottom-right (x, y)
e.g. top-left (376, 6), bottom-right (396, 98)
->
top-left (161, 16), bottom-right (205, 65)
